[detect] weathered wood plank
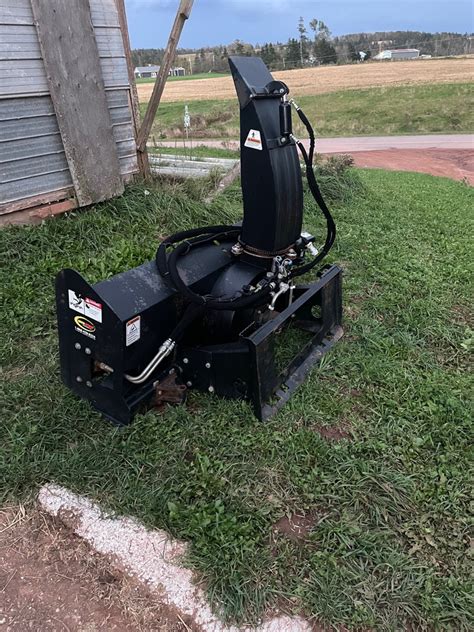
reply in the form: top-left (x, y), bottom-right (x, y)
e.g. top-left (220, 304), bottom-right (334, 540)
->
top-left (30, 0), bottom-right (123, 206)
top-left (0, 197), bottom-right (77, 226)
top-left (0, 186), bottom-right (74, 216)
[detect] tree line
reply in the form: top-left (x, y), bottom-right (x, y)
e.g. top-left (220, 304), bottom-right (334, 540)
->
top-left (131, 20), bottom-right (473, 74)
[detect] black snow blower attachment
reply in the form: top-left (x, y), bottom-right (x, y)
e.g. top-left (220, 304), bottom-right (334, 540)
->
top-left (56, 57), bottom-right (343, 425)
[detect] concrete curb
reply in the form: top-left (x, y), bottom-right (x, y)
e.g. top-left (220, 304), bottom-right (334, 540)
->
top-left (38, 484), bottom-right (311, 632)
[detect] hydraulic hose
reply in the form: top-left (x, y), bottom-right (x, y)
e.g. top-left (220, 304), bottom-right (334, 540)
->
top-left (290, 103), bottom-right (337, 278)
top-left (156, 225), bottom-right (274, 311)
top-left (156, 225), bottom-right (238, 279)
top-left (292, 100), bottom-right (315, 165)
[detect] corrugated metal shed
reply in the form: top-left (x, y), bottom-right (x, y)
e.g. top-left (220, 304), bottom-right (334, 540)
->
top-left (0, 0), bottom-right (139, 220)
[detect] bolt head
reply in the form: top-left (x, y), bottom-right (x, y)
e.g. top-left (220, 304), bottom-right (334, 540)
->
top-left (85, 347), bottom-right (92, 355)
top-left (205, 362), bottom-right (211, 369)
top-left (76, 376), bottom-right (83, 383)
top-left (86, 380), bottom-right (93, 388)
top-left (75, 343), bottom-right (81, 350)
top-left (186, 381), bottom-right (193, 387)
top-left (231, 243), bottom-right (243, 256)
top-left (208, 386), bottom-right (215, 393)
top-left (183, 358), bottom-right (189, 364)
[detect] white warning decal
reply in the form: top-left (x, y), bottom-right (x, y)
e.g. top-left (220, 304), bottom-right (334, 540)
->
top-left (126, 316), bottom-right (141, 347)
top-left (68, 290), bottom-right (85, 315)
top-left (244, 129), bottom-right (263, 151)
top-left (68, 290), bottom-right (103, 323)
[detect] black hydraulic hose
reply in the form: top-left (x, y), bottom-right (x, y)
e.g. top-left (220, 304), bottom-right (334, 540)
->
top-left (156, 225), bottom-right (238, 278)
top-left (166, 239), bottom-right (273, 311)
top-left (169, 302), bottom-right (206, 341)
top-left (293, 101), bottom-right (315, 165)
top-left (156, 225), bottom-right (274, 311)
top-left (290, 107), bottom-right (336, 279)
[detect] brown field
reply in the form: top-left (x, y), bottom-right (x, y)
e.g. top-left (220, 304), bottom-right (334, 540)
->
top-left (137, 58), bottom-right (474, 103)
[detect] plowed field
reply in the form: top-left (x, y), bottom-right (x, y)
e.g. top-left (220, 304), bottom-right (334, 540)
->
top-left (137, 57), bottom-right (474, 103)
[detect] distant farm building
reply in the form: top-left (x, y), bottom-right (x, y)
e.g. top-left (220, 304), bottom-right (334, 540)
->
top-left (134, 65), bottom-right (186, 78)
top-left (374, 49), bottom-right (420, 61)
top-left (134, 65), bottom-right (161, 78)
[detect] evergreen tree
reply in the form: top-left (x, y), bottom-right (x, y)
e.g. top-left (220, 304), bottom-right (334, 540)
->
top-left (348, 42), bottom-right (360, 62)
top-left (314, 38), bottom-right (338, 64)
top-left (261, 42), bottom-right (278, 68)
top-left (285, 38), bottom-right (301, 69)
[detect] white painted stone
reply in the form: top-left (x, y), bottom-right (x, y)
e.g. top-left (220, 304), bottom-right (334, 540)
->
top-left (38, 484), bottom-right (311, 632)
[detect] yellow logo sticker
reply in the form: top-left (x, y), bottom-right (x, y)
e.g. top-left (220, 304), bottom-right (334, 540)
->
top-left (74, 315), bottom-right (96, 334)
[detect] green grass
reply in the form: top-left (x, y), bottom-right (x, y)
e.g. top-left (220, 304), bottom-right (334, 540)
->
top-left (136, 72), bottom-right (227, 84)
top-left (1, 168), bottom-right (473, 630)
top-left (143, 82), bottom-right (474, 139)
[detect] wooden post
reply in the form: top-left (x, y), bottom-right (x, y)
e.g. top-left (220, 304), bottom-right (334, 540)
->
top-left (31, 0), bottom-right (124, 206)
top-left (136, 0), bottom-right (194, 154)
top-left (114, 0), bottom-right (150, 177)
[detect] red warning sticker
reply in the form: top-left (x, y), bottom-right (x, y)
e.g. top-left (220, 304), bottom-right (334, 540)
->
top-left (244, 129), bottom-right (263, 151)
top-left (68, 290), bottom-right (103, 323)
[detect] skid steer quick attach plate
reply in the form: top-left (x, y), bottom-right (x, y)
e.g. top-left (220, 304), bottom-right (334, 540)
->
top-left (175, 265), bottom-right (343, 420)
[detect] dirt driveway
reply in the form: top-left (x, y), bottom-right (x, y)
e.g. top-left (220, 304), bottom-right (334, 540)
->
top-left (0, 506), bottom-right (192, 631)
top-left (341, 148), bottom-right (474, 184)
top-left (157, 135), bottom-right (474, 184)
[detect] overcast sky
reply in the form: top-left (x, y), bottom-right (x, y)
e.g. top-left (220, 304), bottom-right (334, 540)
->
top-left (125, 0), bottom-right (473, 49)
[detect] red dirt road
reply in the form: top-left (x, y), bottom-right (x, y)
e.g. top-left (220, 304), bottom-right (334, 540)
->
top-left (341, 149), bottom-right (474, 184)
top-left (0, 507), bottom-right (188, 631)
top-left (156, 135), bottom-right (474, 184)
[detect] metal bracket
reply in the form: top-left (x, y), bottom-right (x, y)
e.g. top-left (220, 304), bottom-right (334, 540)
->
top-left (154, 370), bottom-right (187, 410)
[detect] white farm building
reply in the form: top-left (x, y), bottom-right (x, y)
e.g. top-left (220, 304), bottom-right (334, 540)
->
top-left (134, 65), bottom-right (186, 78)
top-left (374, 49), bottom-right (420, 61)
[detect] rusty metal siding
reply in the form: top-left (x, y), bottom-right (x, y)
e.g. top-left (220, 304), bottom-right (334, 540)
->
top-left (0, 0), bottom-right (138, 215)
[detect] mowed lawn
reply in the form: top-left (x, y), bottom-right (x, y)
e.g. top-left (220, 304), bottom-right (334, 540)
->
top-left (142, 82), bottom-right (474, 139)
top-left (1, 168), bottom-right (472, 630)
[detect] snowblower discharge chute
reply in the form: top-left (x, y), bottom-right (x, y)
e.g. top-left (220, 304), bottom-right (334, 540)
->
top-left (56, 57), bottom-right (343, 425)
